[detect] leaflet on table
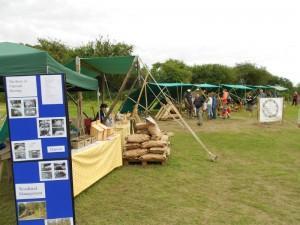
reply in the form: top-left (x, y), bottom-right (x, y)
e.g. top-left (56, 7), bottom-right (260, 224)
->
top-left (37, 117), bottom-right (67, 138)
top-left (11, 139), bottom-right (42, 162)
top-left (39, 160), bottom-right (69, 181)
top-left (8, 97), bottom-right (39, 118)
top-left (40, 75), bottom-right (63, 105)
top-left (6, 76), bottom-right (37, 98)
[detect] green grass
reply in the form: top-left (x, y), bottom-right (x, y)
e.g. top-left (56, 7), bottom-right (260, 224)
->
top-left (1, 103), bottom-right (300, 225)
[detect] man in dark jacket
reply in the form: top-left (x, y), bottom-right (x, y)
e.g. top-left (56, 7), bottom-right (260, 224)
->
top-left (194, 93), bottom-right (206, 125)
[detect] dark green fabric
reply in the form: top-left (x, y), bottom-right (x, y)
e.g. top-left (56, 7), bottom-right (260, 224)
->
top-left (0, 42), bottom-right (98, 91)
top-left (0, 118), bottom-right (8, 143)
top-left (65, 56), bottom-right (136, 77)
top-left (194, 83), bottom-right (219, 89)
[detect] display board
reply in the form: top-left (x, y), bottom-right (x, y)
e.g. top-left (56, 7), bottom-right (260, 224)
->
top-left (4, 74), bottom-right (75, 225)
top-left (259, 97), bottom-right (284, 123)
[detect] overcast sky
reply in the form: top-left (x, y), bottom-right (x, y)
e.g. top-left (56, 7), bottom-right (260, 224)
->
top-left (0, 0), bottom-right (299, 84)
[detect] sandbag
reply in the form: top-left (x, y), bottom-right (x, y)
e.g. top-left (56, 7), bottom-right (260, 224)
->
top-left (135, 122), bottom-right (148, 130)
top-left (123, 149), bottom-right (148, 159)
top-left (127, 134), bottom-right (150, 143)
top-left (136, 129), bottom-right (150, 135)
top-left (160, 135), bottom-right (169, 142)
top-left (149, 146), bottom-right (168, 154)
top-left (125, 143), bottom-right (141, 150)
top-left (147, 124), bottom-right (161, 136)
top-left (150, 133), bottom-right (163, 141)
top-left (166, 147), bottom-right (171, 156)
top-left (142, 140), bottom-right (167, 149)
top-left (140, 153), bottom-right (167, 161)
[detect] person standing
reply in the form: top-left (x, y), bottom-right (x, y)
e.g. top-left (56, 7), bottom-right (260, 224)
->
top-left (246, 92), bottom-right (255, 116)
top-left (258, 89), bottom-right (267, 98)
top-left (292, 91), bottom-right (298, 106)
top-left (212, 92), bottom-right (218, 119)
top-left (193, 92), bottom-right (206, 126)
top-left (184, 89), bottom-right (193, 118)
top-left (207, 93), bottom-right (213, 119)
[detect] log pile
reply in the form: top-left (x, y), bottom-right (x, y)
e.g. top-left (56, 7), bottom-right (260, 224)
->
top-left (123, 117), bottom-right (171, 165)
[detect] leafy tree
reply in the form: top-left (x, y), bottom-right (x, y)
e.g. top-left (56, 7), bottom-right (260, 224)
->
top-left (234, 63), bottom-right (273, 85)
top-left (191, 64), bottom-right (237, 84)
top-left (151, 59), bottom-right (192, 83)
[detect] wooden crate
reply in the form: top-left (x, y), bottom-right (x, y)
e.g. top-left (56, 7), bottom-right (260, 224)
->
top-left (71, 138), bottom-right (85, 149)
top-left (90, 136), bottom-right (97, 143)
top-left (90, 121), bottom-right (105, 141)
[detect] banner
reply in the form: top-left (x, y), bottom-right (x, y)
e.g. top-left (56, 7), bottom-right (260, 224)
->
top-left (259, 97), bottom-right (283, 123)
top-left (5, 74), bottom-right (76, 225)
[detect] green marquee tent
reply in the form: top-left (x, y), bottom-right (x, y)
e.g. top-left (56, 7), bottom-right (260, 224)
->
top-left (65, 56), bottom-right (137, 77)
top-left (0, 42), bottom-right (98, 91)
top-left (194, 83), bottom-right (219, 89)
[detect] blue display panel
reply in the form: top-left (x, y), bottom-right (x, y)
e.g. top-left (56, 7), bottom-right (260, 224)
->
top-left (5, 74), bottom-right (76, 225)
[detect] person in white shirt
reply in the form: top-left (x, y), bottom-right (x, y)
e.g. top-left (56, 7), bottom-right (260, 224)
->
top-left (207, 93), bottom-right (213, 119)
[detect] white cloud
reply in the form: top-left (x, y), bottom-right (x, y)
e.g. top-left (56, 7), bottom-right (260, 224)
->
top-left (0, 0), bottom-right (299, 84)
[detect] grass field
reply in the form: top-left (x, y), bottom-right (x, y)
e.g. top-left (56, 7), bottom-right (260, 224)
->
top-left (1, 101), bottom-right (300, 225)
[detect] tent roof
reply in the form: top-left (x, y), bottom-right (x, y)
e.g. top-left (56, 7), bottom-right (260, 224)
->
top-left (65, 56), bottom-right (136, 78)
top-left (222, 84), bottom-right (252, 90)
top-left (149, 82), bottom-right (193, 88)
top-left (194, 83), bottom-right (219, 89)
top-left (0, 42), bottom-right (98, 91)
top-left (267, 85), bottom-right (288, 91)
top-left (248, 85), bottom-right (272, 89)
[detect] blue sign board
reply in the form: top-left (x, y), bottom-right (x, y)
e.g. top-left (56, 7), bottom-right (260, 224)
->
top-left (4, 74), bottom-right (76, 225)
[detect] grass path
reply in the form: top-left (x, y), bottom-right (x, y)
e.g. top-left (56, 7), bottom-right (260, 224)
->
top-left (1, 104), bottom-right (300, 225)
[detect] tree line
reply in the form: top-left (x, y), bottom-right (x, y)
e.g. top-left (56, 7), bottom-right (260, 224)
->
top-left (28, 38), bottom-right (294, 91)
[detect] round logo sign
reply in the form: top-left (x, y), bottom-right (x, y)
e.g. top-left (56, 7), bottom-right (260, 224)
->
top-left (262, 99), bottom-right (279, 118)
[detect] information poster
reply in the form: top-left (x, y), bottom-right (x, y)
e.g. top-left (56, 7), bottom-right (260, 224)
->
top-left (5, 74), bottom-right (76, 225)
top-left (259, 97), bottom-right (284, 123)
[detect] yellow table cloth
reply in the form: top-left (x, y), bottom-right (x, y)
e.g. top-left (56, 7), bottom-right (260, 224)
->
top-left (114, 122), bottom-right (131, 148)
top-left (72, 134), bottom-right (122, 196)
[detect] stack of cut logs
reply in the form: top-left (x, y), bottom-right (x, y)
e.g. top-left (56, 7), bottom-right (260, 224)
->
top-left (123, 117), bottom-right (171, 165)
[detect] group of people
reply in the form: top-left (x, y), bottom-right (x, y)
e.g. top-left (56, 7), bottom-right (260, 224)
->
top-left (184, 89), bottom-right (232, 126)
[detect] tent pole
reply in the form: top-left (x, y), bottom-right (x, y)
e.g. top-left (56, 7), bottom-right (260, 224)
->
top-left (104, 57), bottom-right (137, 122)
top-left (75, 56), bottom-right (84, 135)
top-left (101, 74), bottom-right (105, 104)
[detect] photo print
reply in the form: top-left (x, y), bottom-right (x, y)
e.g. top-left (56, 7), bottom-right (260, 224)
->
top-left (18, 201), bottom-right (47, 221)
top-left (39, 160), bottom-right (68, 181)
top-left (11, 140), bottom-right (42, 161)
top-left (8, 97), bottom-right (39, 118)
top-left (37, 117), bottom-right (67, 138)
top-left (45, 217), bottom-right (73, 225)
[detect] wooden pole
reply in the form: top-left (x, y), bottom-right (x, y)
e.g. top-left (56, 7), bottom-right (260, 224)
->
top-left (104, 57), bottom-right (137, 121)
top-left (75, 56), bottom-right (84, 135)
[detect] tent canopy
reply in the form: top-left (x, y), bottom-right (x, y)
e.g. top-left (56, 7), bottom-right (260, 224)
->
top-left (194, 83), bottom-right (219, 89)
top-left (65, 56), bottom-right (137, 78)
top-left (267, 85), bottom-right (288, 91)
top-left (222, 84), bottom-right (252, 90)
top-left (0, 42), bottom-right (98, 91)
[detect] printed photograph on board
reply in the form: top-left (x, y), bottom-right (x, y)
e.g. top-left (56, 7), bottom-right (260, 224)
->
top-left (13, 143), bottom-right (26, 160)
top-left (37, 117), bottom-right (66, 138)
top-left (23, 98), bottom-right (38, 117)
top-left (18, 201), bottom-right (47, 221)
top-left (12, 140), bottom-right (42, 161)
top-left (8, 97), bottom-right (39, 118)
top-left (9, 99), bottom-right (23, 117)
top-left (52, 119), bottom-right (66, 136)
top-left (39, 119), bottom-right (51, 137)
top-left (45, 217), bottom-right (73, 225)
top-left (39, 160), bottom-right (68, 181)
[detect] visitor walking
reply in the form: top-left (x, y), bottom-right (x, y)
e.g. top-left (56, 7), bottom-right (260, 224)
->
top-left (184, 89), bottom-right (193, 118)
top-left (212, 92), bottom-right (218, 119)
